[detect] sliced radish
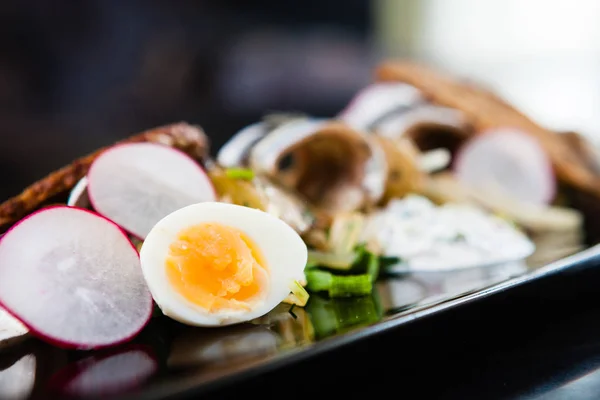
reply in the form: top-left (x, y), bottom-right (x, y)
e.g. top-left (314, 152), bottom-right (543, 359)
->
top-left (453, 128), bottom-right (556, 205)
top-left (338, 82), bottom-right (423, 131)
top-left (87, 142), bottom-right (216, 239)
top-left (0, 206), bottom-right (153, 349)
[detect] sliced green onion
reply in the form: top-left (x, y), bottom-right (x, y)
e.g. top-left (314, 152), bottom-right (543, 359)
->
top-left (366, 252), bottom-right (380, 282)
top-left (329, 274), bottom-right (372, 297)
top-left (307, 250), bottom-right (357, 270)
top-left (305, 269), bottom-right (333, 293)
top-left (283, 279), bottom-right (310, 307)
top-left (225, 167), bottom-right (255, 180)
top-left (305, 269), bottom-right (373, 297)
top-left (328, 212), bottom-right (365, 254)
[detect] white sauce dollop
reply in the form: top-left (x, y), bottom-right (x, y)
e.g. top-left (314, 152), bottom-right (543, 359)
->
top-left (362, 195), bottom-right (535, 271)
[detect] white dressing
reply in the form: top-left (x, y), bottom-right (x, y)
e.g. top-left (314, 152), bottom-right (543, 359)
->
top-left (362, 195), bottom-right (535, 271)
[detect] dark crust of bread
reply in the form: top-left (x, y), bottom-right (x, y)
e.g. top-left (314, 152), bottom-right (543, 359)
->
top-left (375, 61), bottom-right (600, 202)
top-left (0, 122), bottom-right (209, 232)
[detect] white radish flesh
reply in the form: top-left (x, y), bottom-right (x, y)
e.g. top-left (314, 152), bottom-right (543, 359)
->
top-left (453, 128), bottom-right (556, 205)
top-left (87, 142), bottom-right (216, 239)
top-left (0, 206), bottom-right (153, 349)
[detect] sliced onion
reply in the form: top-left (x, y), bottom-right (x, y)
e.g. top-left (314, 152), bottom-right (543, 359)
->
top-left (338, 83), bottom-right (423, 130)
top-left (67, 177), bottom-right (90, 209)
top-left (217, 122), bottom-right (268, 168)
top-left (371, 135), bottom-right (425, 204)
top-left (374, 104), bottom-right (465, 139)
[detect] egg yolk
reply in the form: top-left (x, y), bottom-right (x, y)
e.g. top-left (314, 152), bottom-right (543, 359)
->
top-left (166, 222), bottom-right (269, 312)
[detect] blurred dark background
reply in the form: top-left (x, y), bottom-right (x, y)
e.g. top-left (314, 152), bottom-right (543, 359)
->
top-left (3, 0), bottom-right (600, 200)
top-left (0, 0), bottom-right (376, 200)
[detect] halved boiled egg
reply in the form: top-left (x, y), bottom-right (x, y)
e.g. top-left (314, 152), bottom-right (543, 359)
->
top-left (139, 202), bottom-right (307, 327)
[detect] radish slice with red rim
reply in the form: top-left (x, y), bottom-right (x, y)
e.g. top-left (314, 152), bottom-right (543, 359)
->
top-left (0, 206), bottom-right (153, 349)
top-left (453, 128), bottom-right (556, 205)
top-left (87, 142), bottom-right (216, 239)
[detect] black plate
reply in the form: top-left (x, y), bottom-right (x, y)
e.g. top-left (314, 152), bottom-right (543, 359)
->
top-left (1, 243), bottom-right (599, 400)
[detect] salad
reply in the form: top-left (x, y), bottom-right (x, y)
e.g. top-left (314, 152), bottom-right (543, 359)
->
top-left (0, 60), bottom-right (591, 359)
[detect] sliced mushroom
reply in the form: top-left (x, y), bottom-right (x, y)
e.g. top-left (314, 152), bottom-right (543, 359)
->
top-left (216, 122), bottom-right (268, 168)
top-left (405, 122), bottom-right (472, 157)
top-left (207, 165), bottom-right (314, 235)
top-left (207, 165), bottom-right (269, 211)
top-left (371, 135), bottom-right (426, 205)
top-left (374, 104), bottom-right (465, 138)
top-left (418, 148), bottom-right (452, 173)
top-left (217, 112), bottom-right (310, 169)
top-left (248, 118), bottom-right (387, 213)
top-left (253, 175), bottom-right (315, 234)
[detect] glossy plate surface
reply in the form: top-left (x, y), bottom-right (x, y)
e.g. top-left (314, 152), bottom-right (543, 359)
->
top-left (1, 241), bottom-right (599, 400)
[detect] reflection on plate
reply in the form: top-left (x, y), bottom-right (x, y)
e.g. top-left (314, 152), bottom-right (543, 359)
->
top-left (168, 324), bottom-right (279, 369)
top-left (386, 253), bottom-right (534, 273)
top-left (305, 292), bottom-right (384, 340)
top-left (0, 341), bottom-right (68, 400)
top-left (378, 261), bottom-right (529, 313)
top-left (254, 303), bottom-right (315, 349)
top-left (0, 353), bottom-right (36, 400)
top-left (47, 345), bottom-right (158, 398)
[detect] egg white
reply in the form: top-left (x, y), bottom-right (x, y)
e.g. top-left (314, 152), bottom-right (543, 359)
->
top-left (139, 202), bottom-right (308, 327)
